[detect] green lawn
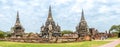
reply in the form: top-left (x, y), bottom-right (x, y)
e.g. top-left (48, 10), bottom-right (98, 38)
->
top-left (107, 37), bottom-right (118, 40)
top-left (116, 44), bottom-right (120, 47)
top-left (0, 41), bottom-right (110, 47)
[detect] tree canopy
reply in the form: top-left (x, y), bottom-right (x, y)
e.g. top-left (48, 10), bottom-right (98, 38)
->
top-left (109, 25), bottom-right (120, 38)
top-left (0, 30), bottom-right (5, 38)
top-left (0, 30), bottom-right (12, 38)
top-left (109, 25), bottom-right (120, 33)
top-left (61, 30), bottom-right (73, 34)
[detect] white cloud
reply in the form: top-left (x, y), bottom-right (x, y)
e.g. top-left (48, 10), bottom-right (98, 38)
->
top-left (71, 6), bottom-right (81, 13)
top-left (51, 0), bottom-right (72, 6)
top-left (76, 0), bottom-right (86, 3)
top-left (0, 0), bottom-right (7, 3)
top-left (95, 16), bottom-right (117, 23)
top-left (0, 0), bottom-right (120, 32)
top-left (98, 5), bottom-right (110, 13)
top-left (12, 0), bottom-right (27, 6)
top-left (2, 6), bottom-right (11, 10)
top-left (97, 0), bottom-right (108, 3)
top-left (70, 0), bottom-right (95, 13)
top-left (0, 14), bottom-right (4, 18)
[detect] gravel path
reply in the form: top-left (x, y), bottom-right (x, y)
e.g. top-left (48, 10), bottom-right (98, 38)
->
top-left (98, 38), bottom-right (120, 47)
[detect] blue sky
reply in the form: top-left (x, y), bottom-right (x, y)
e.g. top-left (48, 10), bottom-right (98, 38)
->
top-left (0, 0), bottom-right (120, 33)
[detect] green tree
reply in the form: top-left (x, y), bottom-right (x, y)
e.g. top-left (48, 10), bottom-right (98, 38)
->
top-left (109, 25), bottom-right (120, 38)
top-left (0, 30), bottom-right (5, 38)
top-left (61, 30), bottom-right (73, 34)
top-left (5, 31), bottom-right (12, 37)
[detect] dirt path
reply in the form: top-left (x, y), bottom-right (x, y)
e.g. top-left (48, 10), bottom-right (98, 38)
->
top-left (98, 38), bottom-right (120, 47)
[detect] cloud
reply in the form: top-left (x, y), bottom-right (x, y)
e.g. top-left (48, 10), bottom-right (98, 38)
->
top-left (51, 0), bottom-right (72, 6)
top-left (0, 0), bottom-right (120, 33)
top-left (0, 14), bottom-right (4, 17)
top-left (0, 0), bottom-right (8, 4)
top-left (2, 5), bottom-right (11, 10)
top-left (98, 5), bottom-right (111, 13)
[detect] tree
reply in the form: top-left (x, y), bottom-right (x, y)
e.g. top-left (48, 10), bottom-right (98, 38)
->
top-left (0, 30), bottom-right (5, 38)
top-left (61, 30), bottom-right (73, 34)
top-left (5, 31), bottom-right (12, 37)
top-left (109, 25), bottom-right (120, 38)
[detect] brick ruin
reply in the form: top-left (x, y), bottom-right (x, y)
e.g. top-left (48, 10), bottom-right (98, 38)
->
top-left (76, 10), bottom-right (91, 41)
top-left (6, 6), bottom-right (113, 43)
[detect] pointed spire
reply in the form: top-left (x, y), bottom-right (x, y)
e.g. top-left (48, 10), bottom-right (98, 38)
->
top-left (15, 11), bottom-right (21, 25)
top-left (47, 5), bottom-right (53, 21)
top-left (81, 9), bottom-right (85, 21)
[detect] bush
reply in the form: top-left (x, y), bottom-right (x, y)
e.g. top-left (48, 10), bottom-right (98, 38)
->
top-left (61, 30), bottom-right (73, 34)
top-left (0, 30), bottom-right (5, 38)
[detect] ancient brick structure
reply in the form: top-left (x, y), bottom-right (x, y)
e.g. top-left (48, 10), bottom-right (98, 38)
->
top-left (11, 12), bottom-right (25, 37)
top-left (76, 10), bottom-right (91, 41)
top-left (7, 8), bottom-right (114, 43)
top-left (40, 6), bottom-right (61, 40)
top-left (89, 28), bottom-right (100, 40)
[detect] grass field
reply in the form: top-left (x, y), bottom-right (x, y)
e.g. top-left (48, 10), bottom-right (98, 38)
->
top-left (116, 44), bottom-right (120, 47)
top-left (1, 37), bottom-right (118, 47)
top-left (0, 41), bottom-right (110, 47)
top-left (107, 37), bottom-right (118, 40)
